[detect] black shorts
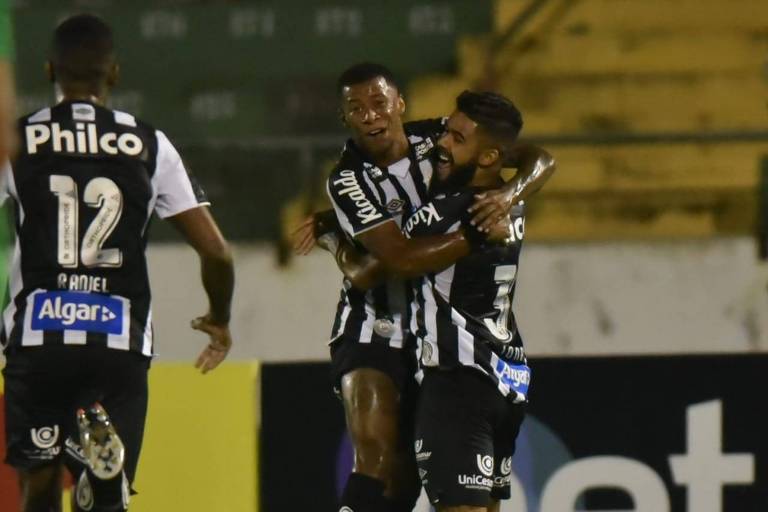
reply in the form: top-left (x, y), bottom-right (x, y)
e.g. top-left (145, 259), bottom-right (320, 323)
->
top-left (329, 336), bottom-right (417, 393)
top-left (2, 345), bottom-right (150, 483)
top-left (415, 367), bottom-right (525, 507)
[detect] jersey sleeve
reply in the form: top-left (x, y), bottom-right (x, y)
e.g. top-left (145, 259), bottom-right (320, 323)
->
top-left (0, 160), bottom-right (12, 206)
top-left (326, 166), bottom-right (393, 238)
top-left (153, 130), bottom-right (210, 219)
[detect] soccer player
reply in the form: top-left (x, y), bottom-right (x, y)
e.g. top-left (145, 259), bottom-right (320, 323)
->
top-left (293, 63), bottom-right (553, 512)
top-left (0, 15), bottom-right (234, 512)
top-left (323, 90), bottom-right (536, 512)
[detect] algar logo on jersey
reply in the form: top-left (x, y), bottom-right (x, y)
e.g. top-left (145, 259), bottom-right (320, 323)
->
top-left (30, 290), bottom-right (126, 335)
top-left (25, 122), bottom-right (144, 156)
top-left (333, 170), bottom-right (383, 225)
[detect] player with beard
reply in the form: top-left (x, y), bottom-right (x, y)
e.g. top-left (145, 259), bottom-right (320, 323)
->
top-left (321, 91), bottom-right (537, 512)
top-left (293, 64), bottom-right (554, 512)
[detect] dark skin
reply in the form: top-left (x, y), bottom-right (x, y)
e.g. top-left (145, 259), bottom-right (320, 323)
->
top-left (324, 110), bottom-right (527, 512)
top-left (19, 51), bottom-right (235, 512)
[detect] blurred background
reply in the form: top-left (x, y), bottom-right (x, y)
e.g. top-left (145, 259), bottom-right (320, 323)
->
top-left (1, 0), bottom-right (768, 511)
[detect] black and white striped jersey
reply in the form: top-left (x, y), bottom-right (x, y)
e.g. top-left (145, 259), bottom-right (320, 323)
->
top-left (406, 189), bottom-right (527, 397)
top-left (326, 119), bottom-right (445, 349)
top-left (0, 100), bottom-right (208, 357)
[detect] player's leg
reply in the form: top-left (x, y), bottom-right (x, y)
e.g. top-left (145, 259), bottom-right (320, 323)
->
top-left (65, 349), bottom-right (149, 512)
top-left (18, 464), bottom-right (64, 512)
top-left (415, 368), bottom-right (496, 511)
top-left (340, 367), bottom-right (401, 512)
top-left (488, 388), bottom-right (526, 512)
top-left (386, 367), bottom-right (421, 512)
top-left (3, 349), bottom-right (71, 512)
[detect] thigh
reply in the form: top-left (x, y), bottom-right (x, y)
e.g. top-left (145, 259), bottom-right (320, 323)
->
top-left (490, 401), bottom-right (525, 502)
top-left (86, 352), bottom-right (150, 485)
top-left (3, 350), bottom-right (77, 471)
top-left (330, 339), bottom-right (410, 397)
top-left (415, 370), bottom-right (495, 509)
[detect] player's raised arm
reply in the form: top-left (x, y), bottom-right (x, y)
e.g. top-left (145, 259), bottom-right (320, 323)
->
top-left (469, 143), bottom-right (556, 231)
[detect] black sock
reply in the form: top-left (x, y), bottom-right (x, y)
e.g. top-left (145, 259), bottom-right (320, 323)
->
top-left (339, 472), bottom-right (387, 512)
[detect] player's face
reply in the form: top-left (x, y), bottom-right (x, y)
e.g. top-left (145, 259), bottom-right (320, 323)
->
top-left (435, 110), bottom-right (481, 188)
top-left (340, 76), bottom-right (405, 156)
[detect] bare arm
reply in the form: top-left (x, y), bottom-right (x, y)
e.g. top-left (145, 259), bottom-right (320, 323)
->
top-left (357, 220), bottom-right (471, 279)
top-left (469, 144), bottom-right (556, 230)
top-left (317, 233), bottom-right (385, 290)
top-left (168, 206), bottom-right (235, 373)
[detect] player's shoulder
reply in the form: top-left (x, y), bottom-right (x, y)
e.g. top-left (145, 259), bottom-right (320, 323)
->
top-left (404, 117), bottom-right (447, 140)
top-left (328, 140), bottom-right (370, 180)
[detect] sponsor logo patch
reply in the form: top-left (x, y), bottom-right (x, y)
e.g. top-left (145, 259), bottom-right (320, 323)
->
top-left (495, 360), bottom-right (531, 401)
top-left (477, 454), bottom-right (494, 477)
top-left (386, 198), bottom-right (405, 213)
top-left (414, 139), bottom-right (434, 160)
top-left (31, 291), bottom-right (124, 335)
top-left (31, 426), bottom-right (59, 449)
top-left (363, 163), bottom-right (384, 181)
top-left (332, 170), bottom-right (384, 226)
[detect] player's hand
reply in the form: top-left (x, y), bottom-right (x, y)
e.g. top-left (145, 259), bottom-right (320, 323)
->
top-left (468, 189), bottom-right (515, 233)
top-left (192, 314), bottom-right (232, 374)
top-left (291, 216), bottom-right (317, 255)
top-left (485, 217), bottom-right (513, 245)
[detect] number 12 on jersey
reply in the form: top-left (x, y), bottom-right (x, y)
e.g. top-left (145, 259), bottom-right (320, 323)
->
top-left (50, 175), bottom-right (124, 268)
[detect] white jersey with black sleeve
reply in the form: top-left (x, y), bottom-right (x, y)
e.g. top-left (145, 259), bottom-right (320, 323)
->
top-left (0, 100), bottom-right (209, 357)
top-left (325, 119), bottom-right (444, 349)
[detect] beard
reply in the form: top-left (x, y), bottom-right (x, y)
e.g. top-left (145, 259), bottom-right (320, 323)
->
top-left (432, 159), bottom-right (477, 194)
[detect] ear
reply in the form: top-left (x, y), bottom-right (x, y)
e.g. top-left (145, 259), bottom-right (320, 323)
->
top-left (478, 148), bottom-right (500, 168)
top-left (45, 61), bottom-right (55, 83)
top-left (397, 95), bottom-right (406, 116)
top-left (106, 62), bottom-right (120, 88)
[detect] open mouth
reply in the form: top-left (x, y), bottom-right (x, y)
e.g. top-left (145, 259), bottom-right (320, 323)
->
top-left (437, 148), bottom-right (452, 169)
top-left (367, 128), bottom-right (387, 137)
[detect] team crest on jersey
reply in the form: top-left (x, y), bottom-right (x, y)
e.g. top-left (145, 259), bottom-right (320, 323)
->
top-left (30, 290), bottom-right (126, 335)
top-left (413, 139), bottom-right (434, 160)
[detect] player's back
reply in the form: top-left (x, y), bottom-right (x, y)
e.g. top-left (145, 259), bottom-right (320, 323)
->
top-left (2, 100), bottom-right (205, 356)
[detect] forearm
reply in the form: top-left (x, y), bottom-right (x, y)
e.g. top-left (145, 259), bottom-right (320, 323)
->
top-left (336, 242), bottom-right (386, 290)
top-left (378, 231), bottom-right (471, 279)
top-left (502, 145), bottom-right (556, 204)
top-left (200, 249), bottom-right (234, 325)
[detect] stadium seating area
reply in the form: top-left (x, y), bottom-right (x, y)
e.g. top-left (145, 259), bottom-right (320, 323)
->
top-left (408, 0), bottom-right (768, 240)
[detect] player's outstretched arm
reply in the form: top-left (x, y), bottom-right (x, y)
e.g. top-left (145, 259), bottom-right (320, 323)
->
top-left (469, 144), bottom-right (556, 231)
top-left (168, 206), bottom-right (235, 374)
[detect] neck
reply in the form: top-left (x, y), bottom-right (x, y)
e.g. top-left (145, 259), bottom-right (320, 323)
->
top-left (56, 83), bottom-right (108, 106)
top-left (470, 165), bottom-right (503, 189)
top-left (370, 126), bottom-right (410, 168)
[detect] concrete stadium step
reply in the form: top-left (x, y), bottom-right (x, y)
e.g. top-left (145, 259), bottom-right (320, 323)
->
top-left (526, 189), bottom-right (755, 241)
top-left (537, 143), bottom-right (765, 194)
top-left (495, 32), bottom-right (766, 75)
top-left (499, 73), bottom-right (768, 133)
top-left (408, 71), bottom-right (767, 134)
